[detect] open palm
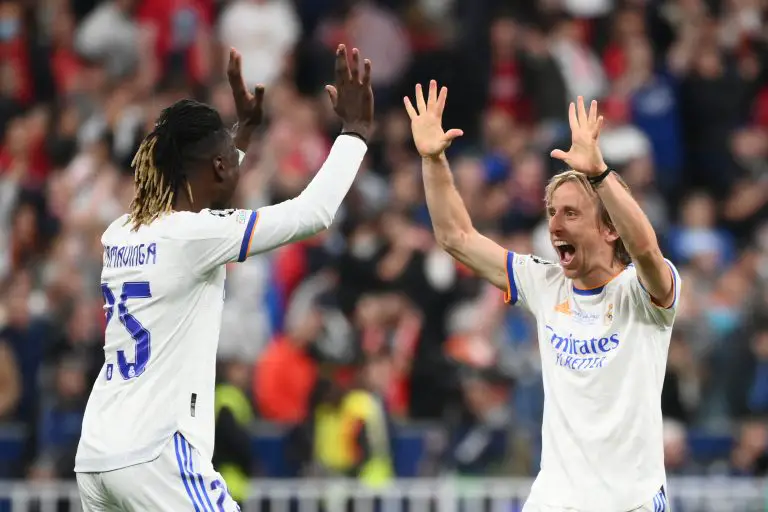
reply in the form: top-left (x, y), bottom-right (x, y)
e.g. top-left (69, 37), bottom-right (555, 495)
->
top-left (550, 96), bottom-right (607, 176)
top-left (404, 81), bottom-right (463, 159)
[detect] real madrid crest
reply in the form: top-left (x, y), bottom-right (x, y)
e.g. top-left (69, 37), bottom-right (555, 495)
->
top-left (604, 303), bottom-right (614, 325)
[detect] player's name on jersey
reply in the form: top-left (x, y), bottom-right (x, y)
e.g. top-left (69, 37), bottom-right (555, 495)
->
top-left (103, 243), bottom-right (158, 268)
top-left (545, 325), bottom-right (621, 372)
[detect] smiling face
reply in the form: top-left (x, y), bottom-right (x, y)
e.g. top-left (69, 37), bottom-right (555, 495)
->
top-left (546, 172), bottom-right (625, 281)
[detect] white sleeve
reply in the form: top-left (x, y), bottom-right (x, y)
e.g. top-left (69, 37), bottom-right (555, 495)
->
top-left (626, 259), bottom-right (682, 329)
top-left (181, 134), bottom-right (367, 275)
top-left (504, 251), bottom-right (563, 315)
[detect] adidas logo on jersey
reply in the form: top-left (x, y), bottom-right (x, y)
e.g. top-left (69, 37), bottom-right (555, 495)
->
top-left (554, 300), bottom-right (602, 325)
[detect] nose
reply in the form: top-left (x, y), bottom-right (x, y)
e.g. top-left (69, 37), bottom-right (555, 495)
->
top-left (549, 211), bottom-right (563, 234)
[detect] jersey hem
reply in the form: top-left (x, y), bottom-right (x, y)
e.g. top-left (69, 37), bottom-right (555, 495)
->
top-left (74, 435), bottom-right (172, 473)
top-left (527, 478), bottom-right (666, 511)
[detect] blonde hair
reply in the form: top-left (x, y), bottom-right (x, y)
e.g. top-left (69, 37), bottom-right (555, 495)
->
top-left (544, 170), bottom-right (632, 266)
top-left (128, 134), bottom-right (193, 231)
top-left (126, 99), bottom-right (225, 231)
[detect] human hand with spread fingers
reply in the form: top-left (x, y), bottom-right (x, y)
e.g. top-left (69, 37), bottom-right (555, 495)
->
top-left (403, 80), bottom-right (464, 159)
top-left (227, 48), bottom-right (266, 151)
top-left (550, 96), bottom-right (608, 178)
top-left (325, 44), bottom-right (374, 141)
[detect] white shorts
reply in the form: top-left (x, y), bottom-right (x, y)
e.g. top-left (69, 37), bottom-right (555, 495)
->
top-left (522, 486), bottom-right (668, 512)
top-left (76, 432), bottom-right (240, 512)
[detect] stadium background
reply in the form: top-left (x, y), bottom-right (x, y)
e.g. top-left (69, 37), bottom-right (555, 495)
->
top-left (2, 0), bottom-right (768, 509)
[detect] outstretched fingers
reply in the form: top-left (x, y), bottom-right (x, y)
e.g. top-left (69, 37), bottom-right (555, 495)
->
top-left (568, 101), bottom-right (579, 132)
top-left (362, 58), bottom-right (372, 86)
top-left (427, 80), bottom-right (438, 109)
top-left (444, 128), bottom-right (464, 141)
top-left (436, 86), bottom-right (448, 117)
top-left (326, 85), bottom-right (338, 107)
top-left (593, 115), bottom-right (604, 140)
top-left (415, 83), bottom-right (427, 115)
top-left (350, 48), bottom-right (360, 84)
top-left (404, 96), bottom-right (418, 120)
top-left (405, 81), bottom-right (450, 121)
top-left (335, 44), bottom-right (351, 85)
top-left (227, 48), bottom-right (247, 98)
top-left (577, 96), bottom-right (589, 127)
top-left (588, 99), bottom-right (598, 125)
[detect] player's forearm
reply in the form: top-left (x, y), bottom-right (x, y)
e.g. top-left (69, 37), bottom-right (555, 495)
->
top-left (422, 154), bottom-right (475, 250)
top-left (241, 135), bottom-right (366, 256)
top-left (595, 172), bottom-right (660, 260)
top-left (294, 134), bottom-right (367, 229)
top-left (597, 172), bottom-right (674, 304)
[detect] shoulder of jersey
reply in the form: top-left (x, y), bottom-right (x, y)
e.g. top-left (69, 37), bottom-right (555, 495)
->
top-left (101, 214), bottom-right (131, 240)
top-left (200, 208), bottom-right (253, 226)
top-left (618, 263), bottom-right (639, 283)
top-left (529, 254), bottom-right (557, 266)
top-left (515, 252), bottom-right (560, 272)
top-left (203, 208), bottom-right (238, 217)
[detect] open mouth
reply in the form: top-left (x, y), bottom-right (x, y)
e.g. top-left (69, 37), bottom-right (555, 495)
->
top-left (554, 241), bottom-right (576, 266)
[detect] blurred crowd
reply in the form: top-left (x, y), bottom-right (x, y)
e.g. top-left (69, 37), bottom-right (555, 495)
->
top-left (2, 0), bottom-right (768, 488)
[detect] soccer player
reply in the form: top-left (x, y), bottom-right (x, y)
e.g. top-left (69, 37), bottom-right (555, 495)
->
top-left (404, 82), bottom-right (679, 511)
top-left (74, 44), bottom-right (373, 511)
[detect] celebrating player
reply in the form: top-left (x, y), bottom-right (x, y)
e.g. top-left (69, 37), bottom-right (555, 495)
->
top-left (74, 44), bottom-right (373, 511)
top-left (405, 81), bottom-right (679, 511)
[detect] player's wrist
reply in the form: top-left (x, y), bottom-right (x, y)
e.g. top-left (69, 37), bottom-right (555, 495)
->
top-left (588, 167), bottom-right (614, 189)
top-left (341, 122), bottom-right (372, 143)
top-left (232, 121), bottom-right (259, 152)
top-left (421, 151), bottom-right (447, 163)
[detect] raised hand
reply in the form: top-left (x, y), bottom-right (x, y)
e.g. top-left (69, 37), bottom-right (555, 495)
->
top-left (227, 48), bottom-right (265, 127)
top-left (550, 96), bottom-right (607, 176)
top-left (227, 48), bottom-right (265, 150)
top-left (404, 80), bottom-right (464, 159)
top-left (325, 44), bottom-right (374, 140)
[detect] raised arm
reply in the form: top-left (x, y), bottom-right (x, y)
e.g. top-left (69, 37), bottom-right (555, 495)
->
top-left (184, 45), bottom-right (374, 276)
top-left (404, 81), bottom-right (507, 291)
top-left (550, 97), bottom-right (674, 307)
top-left (246, 44), bottom-right (374, 251)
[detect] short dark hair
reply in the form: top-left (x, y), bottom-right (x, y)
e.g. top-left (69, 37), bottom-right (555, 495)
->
top-left (128, 99), bottom-right (228, 230)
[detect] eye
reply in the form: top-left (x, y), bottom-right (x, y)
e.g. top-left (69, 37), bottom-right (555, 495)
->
top-left (565, 210), bottom-right (577, 218)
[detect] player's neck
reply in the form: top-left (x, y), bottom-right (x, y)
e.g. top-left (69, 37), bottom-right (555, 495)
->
top-left (573, 261), bottom-right (625, 291)
top-left (173, 194), bottom-right (207, 213)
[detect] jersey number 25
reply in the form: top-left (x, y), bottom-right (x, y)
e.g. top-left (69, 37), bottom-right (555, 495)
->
top-left (101, 281), bottom-right (152, 380)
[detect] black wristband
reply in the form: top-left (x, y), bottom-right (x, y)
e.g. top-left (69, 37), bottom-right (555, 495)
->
top-left (341, 131), bottom-right (368, 144)
top-left (588, 168), bottom-right (613, 188)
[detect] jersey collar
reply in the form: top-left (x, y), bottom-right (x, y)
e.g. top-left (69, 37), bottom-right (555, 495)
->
top-left (572, 266), bottom-right (627, 296)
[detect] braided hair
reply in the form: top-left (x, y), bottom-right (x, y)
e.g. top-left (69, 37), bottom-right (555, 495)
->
top-left (128, 99), bottom-right (228, 230)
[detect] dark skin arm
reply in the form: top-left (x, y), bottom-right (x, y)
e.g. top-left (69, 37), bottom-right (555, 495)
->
top-left (227, 48), bottom-right (265, 152)
top-left (325, 45), bottom-right (374, 140)
top-left (227, 44), bottom-right (374, 152)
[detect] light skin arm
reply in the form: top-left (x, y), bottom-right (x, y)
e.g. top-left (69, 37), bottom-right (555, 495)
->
top-left (550, 97), bottom-right (674, 307)
top-left (404, 81), bottom-right (508, 291)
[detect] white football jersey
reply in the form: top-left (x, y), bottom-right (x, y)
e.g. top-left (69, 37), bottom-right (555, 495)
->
top-left (505, 251), bottom-right (681, 511)
top-left (75, 134), bottom-right (367, 473)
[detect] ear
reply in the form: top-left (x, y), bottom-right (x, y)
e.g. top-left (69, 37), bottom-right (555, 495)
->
top-left (603, 225), bottom-right (620, 244)
top-left (213, 155), bottom-right (226, 182)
